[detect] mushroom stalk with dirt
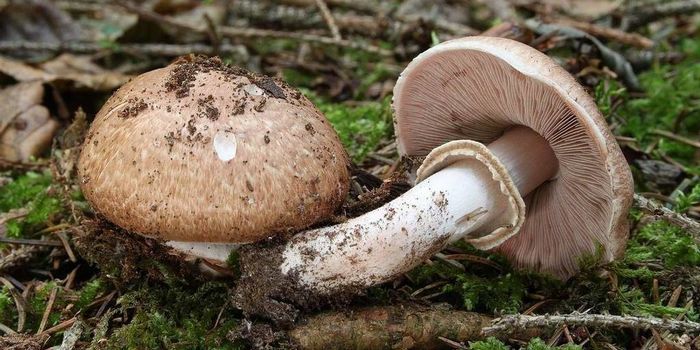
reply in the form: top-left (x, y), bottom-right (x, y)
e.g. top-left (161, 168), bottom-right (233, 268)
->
top-left (279, 127), bottom-right (554, 293)
top-left (234, 37), bottom-right (633, 302)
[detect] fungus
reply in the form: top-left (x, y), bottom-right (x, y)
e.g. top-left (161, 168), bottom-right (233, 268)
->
top-left (253, 37), bottom-right (633, 297)
top-left (78, 57), bottom-right (350, 260)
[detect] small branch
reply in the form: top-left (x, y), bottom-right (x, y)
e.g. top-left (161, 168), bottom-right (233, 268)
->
top-left (0, 246), bottom-right (47, 275)
top-left (36, 286), bottom-right (58, 334)
top-left (39, 317), bottom-right (76, 336)
top-left (551, 18), bottom-right (654, 48)
top-left (650, 129), bottom-right (700, 148)
top-left (483, 313), bottom-right (700, 335)
top-left (117, 1), bottom-right (391, 56)
top-left (0, 158), bottom-right (48, 172)
top-left (633, 194), bottom-right (700, 240)
top-left (315, 0), bottom-right (342, 40)
top-left (623, 0), bottom-right (700, 29)
top-left (0, 41), bottom-right (245, 56)
top-left (288, 305), bottom-right (492, 350)
top-left (0, 238), bottom-right (63, 247)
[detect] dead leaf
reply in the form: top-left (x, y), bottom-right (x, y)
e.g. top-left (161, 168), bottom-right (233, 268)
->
top-left (0, 333), bottom-right (48, 350)
top-left (0, 0), bottom-right (83, 60)
top-left (525, 18), bottom-right (641, 91)
top-left (151, 0), bottom-right (227, 43)
top-left (38, 54), bottom-right (131, 91)
top-left (0, 56), bottom-right (53, 81)
top-left (0, 81), bottom-right (59, 161)
top-left (0, 54), bottom-right (130, 91)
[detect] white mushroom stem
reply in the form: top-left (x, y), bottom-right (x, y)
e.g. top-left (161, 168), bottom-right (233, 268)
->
top-left (280, 127), bottom-right (558, 295)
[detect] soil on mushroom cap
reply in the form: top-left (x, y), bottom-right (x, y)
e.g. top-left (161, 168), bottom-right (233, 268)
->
top-left (164, 55), bottom-right (290, 102)
top-left (117, 97), bottom-right (148, 119)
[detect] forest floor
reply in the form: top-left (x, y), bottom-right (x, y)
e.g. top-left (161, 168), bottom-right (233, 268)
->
top-left (0, 0), bottom-right (699, 349)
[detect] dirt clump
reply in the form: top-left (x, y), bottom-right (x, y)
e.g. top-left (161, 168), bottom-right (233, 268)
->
top-left (164, 55), bottom-right (291, 102)
top-left (231, 239), bottom-right (358, 327)
top-left (73, 218), bottom-right (202, 286)
top-left (117, 97), bottom-right (148, 119)
top-left (197, 94), bottom-right (220, 121)
top-left (228, 321), bottom-right (294, 349)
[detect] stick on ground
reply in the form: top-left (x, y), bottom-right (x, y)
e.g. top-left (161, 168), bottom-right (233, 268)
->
top-left (633, 194), bottom-right (700, 241)
top-left (288, 305), bottom-right (492, 350)
top-left (483, 313), bottom-right (700, 336)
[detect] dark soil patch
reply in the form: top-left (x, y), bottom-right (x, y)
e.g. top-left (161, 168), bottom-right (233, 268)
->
top-left (73, 218), bottom-right (202, 287)
top-left (197, 94), bottom-right (220, 121)
top-left (164, 55), bottom-right (291, 102)
top-left (117, 97), bottom-right (148, 119)
top-left (232, 240), bottom-right (357, 328)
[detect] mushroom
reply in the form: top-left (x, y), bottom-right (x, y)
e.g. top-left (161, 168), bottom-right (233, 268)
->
top-left (78, 56), bottom-right (350, 260)
top-left (243, 37), bottom-right (633, 297)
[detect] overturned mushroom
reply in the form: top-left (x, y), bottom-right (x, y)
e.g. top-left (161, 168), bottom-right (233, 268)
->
top-left (78, 56), bottom-right (350, 260)
top-left (235, 37), bottom-right (633, 305)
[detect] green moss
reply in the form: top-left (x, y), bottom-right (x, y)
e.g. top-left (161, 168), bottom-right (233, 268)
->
top-left (616, 286), bottom-right (691, 319)
top-left (468, 337), bottom-right (582, 350)
top-left (407, 242), bottom-right (560, 314)
top-left (0, 171), bottom-right (61, 238)
top-left (75, 279), bottom-right (105, 310)
top-left (623, 221), bottom-right (700, 268)
top-left (595, 38), bottom-right (700, 169)
top-left (305, 91), bottom-right (392, 162)
top-left (0, 287), bottom-right (14, 324)
top-left (526, 338), bottom-right (582, 350)
top-left (105, 281), bottom-right (240, 350)
top-left (674, 183), bottom-right (700, 213)
top-left (26, 281), bottom-right (64, 331)
top-left (444, 273), bottom-right (526, 313)
top-left (469, 337), bottom-right (509, 350)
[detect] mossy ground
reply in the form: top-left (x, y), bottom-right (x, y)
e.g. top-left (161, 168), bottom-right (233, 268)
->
top-left (0, 7), bottom-right (699, 349)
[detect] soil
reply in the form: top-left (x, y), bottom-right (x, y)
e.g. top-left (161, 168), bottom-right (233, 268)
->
top-left (232, 239), bottom-right (358, 327)
top-left (73, 218), bottom-right (201, 286)
top-left (197, 95), bottom-right (220, 121)
top-left (117, 97), bottom-right (148, 119)
top-left (164, 55), bottom-right (291, 103)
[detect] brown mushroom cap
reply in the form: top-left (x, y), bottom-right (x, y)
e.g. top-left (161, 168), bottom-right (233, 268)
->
top-left (392, 37), bottom-right (633, 278)
top-left (78, 57), bottom-right (350, 243)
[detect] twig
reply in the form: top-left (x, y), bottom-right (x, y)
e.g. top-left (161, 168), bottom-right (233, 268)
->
top-left (0, 246), bottom-right (47, 274)
top-left (0, 158), bottom-right (48, 172)
top-left (440, 253), bottom-right (503, 271)
top-left (288, 305), bottom-right (492, 349)
top-left (40, 317), bottom-right (76, 336)
top-left (0, 277), bottom-right (27, 332)
top-left (0, 41), bottom-right (246, 56)
top-left (551, 18), bottom-right (654, 48)
top-left (650, 129), bottom-right (700, 148)
top-left (623, 0), bottom-right (700, 29)
top-left (633, 194), bottom-right (700, 240)
top-left (117, 1), bottom-right (391, 56)
top-left (0, 238), bottom-right (63, 247)
top-left (54, 232), bottom-right (77, 263)
top-left (37, 287), bottom-right (58, 334)
top-left (315, 0), bottom-right (341, 40)
top-left (202, 13), bottom-right (222, 56)
top-left (58, 319), bottom-right (84, 350)
top-left (483, 313), bottom-right (700, 335)
top-left (279, 0), bottom-right (381, 13)
top-left (95, 290), bottom-right (117, 318)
